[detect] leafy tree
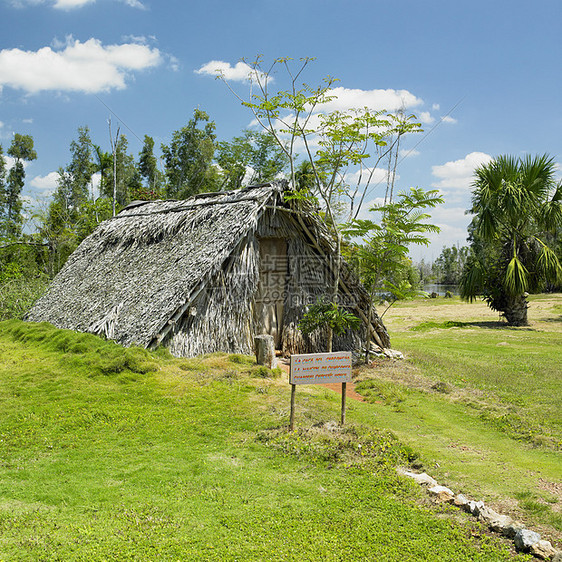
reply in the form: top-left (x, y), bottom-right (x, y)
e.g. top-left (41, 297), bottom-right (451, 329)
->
top-left (298, 298), bottom-right (360, 338)
top-left (92, 144), bottom-right (112, 200)
top-left (432, 245), bottom-right (469, 285)
top-left (161, 109), bottom-right (219, 198)
top-left (1, 134), bottom-right (37, 239)
top-left (136, 135), bottom-right (164, 199)
top-left (0, 144), bottom-right (7, 237)
top-left (416, 258), bottom-right (434, 285)
top-left (219, 56), bottom-right (421, 351)
top-left (66, 126), bottom-right (95, 205)
top-left (104, 133), bottom-right (138, 208)
top-left (460, 154), bottom-right (562, 325)
top-left (344, 187), bottom-right (443, 360)
top-left (217, 130), bottom-right (289, 190)
top-left (41, 127), bottom-right (114, 273)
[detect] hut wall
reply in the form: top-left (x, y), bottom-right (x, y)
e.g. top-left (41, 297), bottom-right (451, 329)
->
top-left (280, 236), bottom-right (366, 355)
top-left (166, 236), bottom-right (260, 357)
top-left (254, 237), bottom-right (287, 348)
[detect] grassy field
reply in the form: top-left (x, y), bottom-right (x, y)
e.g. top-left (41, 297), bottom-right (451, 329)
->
top-left (0, 318), bottom-right (539, 561)
top-left (354, 294), bottom-right (562, 546)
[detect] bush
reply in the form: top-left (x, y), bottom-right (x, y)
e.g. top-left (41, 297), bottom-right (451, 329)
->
top-left (0, 276), bottom-right (49, 320)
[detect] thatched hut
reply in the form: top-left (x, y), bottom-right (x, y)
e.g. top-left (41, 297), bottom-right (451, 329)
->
top-left (27, 182), bottom-right (389, 356)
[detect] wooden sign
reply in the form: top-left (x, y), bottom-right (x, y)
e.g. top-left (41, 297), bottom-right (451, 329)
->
top-left (290, 352), bottom-right (352, 385)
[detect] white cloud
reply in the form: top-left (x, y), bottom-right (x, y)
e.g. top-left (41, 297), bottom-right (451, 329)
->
top-left (346, 167), bottom-right (392, 187)
top-left (408, 206), bottom-right (471, 261)
top-left (197, 61), bottom-right (424, 115)
top-left (3, 155), bottom-right (29, 170)
top-left (0, 36), bottom-right (162, 94)
top-left (0, 121), bottom-right (3, 128)
top-left (122, 0), bottom-right (145, 8)
top-left (441, 115), bottom-right (457, 124)
top-left (418, 111), bottom-right (435, 124)
top-left (399, 148), bottom-right (420, 158)
top-left (22, 118), bottom-right (33, 123)
top-left (320, 86), bottom-right (423, 113)
top-left (30, 171), bottom-right (59, 191)
top-left (432, 103), bottom-right (440, 111)
top-left (10, 0), bottom-right (145, 8)
top-left (53, 0), bottom-right (94, 9)
top-left (168, 55), bottom-right (180, 72)
top-left (431, 152), bottom-right (493, 192)
top-left (195, 60), bottom-right (268, 83)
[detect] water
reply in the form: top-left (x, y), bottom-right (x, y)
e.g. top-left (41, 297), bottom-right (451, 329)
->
top-left (423, 284), bottom-right (459, 296)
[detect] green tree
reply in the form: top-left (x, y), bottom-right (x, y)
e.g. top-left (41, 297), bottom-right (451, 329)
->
top-left (42, 128), bottom-right (113, 273)
top-left (92, 144), bottom-right (112, 200)
top-left (2, 134), bottom-right (37, 238)
top-left (161, 109), bottom-right (219, 199)
top-left (104, 133), bottom-right (138, 207)
top-left (47, 127), bottom-right (95, 238)
top-left (219, 56), bottom-right (421, 351)
top-left (0, 144), bottom-right (7, 237)
top-left (432, 245), bottom-right (469, 285)
top-left (344, 187), bottom-right (443, 360)
top-left (136, 135), bottom-right (164, 199)
top-left (217, 130), bottom-right (289, 190)
top-left (67, 126), bottom-right (94, 206)
top-left (460, 154), bottom-right (562, 325)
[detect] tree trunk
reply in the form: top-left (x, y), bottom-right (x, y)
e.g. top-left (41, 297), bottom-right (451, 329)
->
top-left (503, 295), bottom-right (529, 326)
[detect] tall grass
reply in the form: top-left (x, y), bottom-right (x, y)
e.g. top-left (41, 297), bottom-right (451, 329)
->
top-left (0, 277), bottom-right (48, 321)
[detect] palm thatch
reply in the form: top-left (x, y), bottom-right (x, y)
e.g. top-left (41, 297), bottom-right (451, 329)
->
top-left (27, 182), bottom-right (390, 356)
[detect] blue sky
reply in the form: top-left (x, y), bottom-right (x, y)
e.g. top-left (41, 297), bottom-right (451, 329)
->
top-left (1, 0), bottom-right (561, 261)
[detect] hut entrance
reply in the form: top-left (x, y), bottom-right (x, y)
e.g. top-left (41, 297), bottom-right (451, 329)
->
top-left (256, 238), bottom-right (288, 348)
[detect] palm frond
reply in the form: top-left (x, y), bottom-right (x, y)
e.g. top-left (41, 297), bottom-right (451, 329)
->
top-left (459, 260), bottom-right (484, 301)
top-left (536, 242), bottom-right (562, 283)
top-left (504, 255), bottom-right (529, 295)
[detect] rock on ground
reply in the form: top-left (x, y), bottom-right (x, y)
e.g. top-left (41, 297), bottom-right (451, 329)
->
top-left (530, 540), bottom-right (558, 560)
top-left (428, 485), bottom-right (455, 502)
top-left (514, 529), bottom-right (541, 552)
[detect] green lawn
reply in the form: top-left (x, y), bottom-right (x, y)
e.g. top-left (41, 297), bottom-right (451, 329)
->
top-left (0, 320), bottom-right (528, 561)
top-left (354, 294), bottom-right (562, 543)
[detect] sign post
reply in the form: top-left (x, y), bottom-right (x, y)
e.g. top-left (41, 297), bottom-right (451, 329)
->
top-left (289, 352), bottom-right (352, 429)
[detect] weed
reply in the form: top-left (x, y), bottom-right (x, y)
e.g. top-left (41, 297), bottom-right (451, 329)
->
top-left (250, 365), bottom-right (281, 379)
top-left (411, 320), bottom-right (468, 331)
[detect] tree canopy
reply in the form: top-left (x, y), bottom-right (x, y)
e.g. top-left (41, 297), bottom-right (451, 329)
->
top-left (460, 154), bottom-right (562, 325)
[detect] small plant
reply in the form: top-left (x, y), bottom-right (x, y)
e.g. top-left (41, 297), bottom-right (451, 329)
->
top-left (299, 298), bottom-right (360, 338)
top-left (250, 365), bottom-right (282, 379)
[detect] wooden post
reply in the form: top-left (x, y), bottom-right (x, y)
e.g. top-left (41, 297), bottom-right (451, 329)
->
top-left (289, 384), bottom-right (296, 431)
top-left (341, 382), bottom-right (347, 426)
top-left (254, 334), bottom-right (277, 368)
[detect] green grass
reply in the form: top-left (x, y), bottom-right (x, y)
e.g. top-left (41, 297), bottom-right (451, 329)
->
top-left (0, 320), bottom-right (528, 561)
top-left (354, 294), bottom-right (562, 541)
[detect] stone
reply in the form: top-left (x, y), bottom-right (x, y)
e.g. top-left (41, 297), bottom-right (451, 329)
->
top-left (466, 500), bottom-right (485, 516)
top-left (530, 540), bottom-right (558, 560)
top-left (428, 485), bottom-right (455, 502)
top-left (453, 494), bottom-right (469, 509)
top-left (552, 551), bottom-right (562, 562)
top-left (477, 505), bottom-right (501, 525)
top-left (487, 514), bottom-right (513, 534)
top-left (514, 529), bottom-right (541, 552)
top-left (503, 521), bottom-right (525, 538)
top-left (396, 468), bottom-right (437, 487)
top-left (383, 348), bottom-right (404, 360)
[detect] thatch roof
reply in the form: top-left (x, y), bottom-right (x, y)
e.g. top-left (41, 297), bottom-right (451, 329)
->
top-left (27, 182), bottom-right (390, 353)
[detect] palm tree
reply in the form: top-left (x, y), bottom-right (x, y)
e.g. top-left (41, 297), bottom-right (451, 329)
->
top-left (460, 154), bottom-right (562, 325)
